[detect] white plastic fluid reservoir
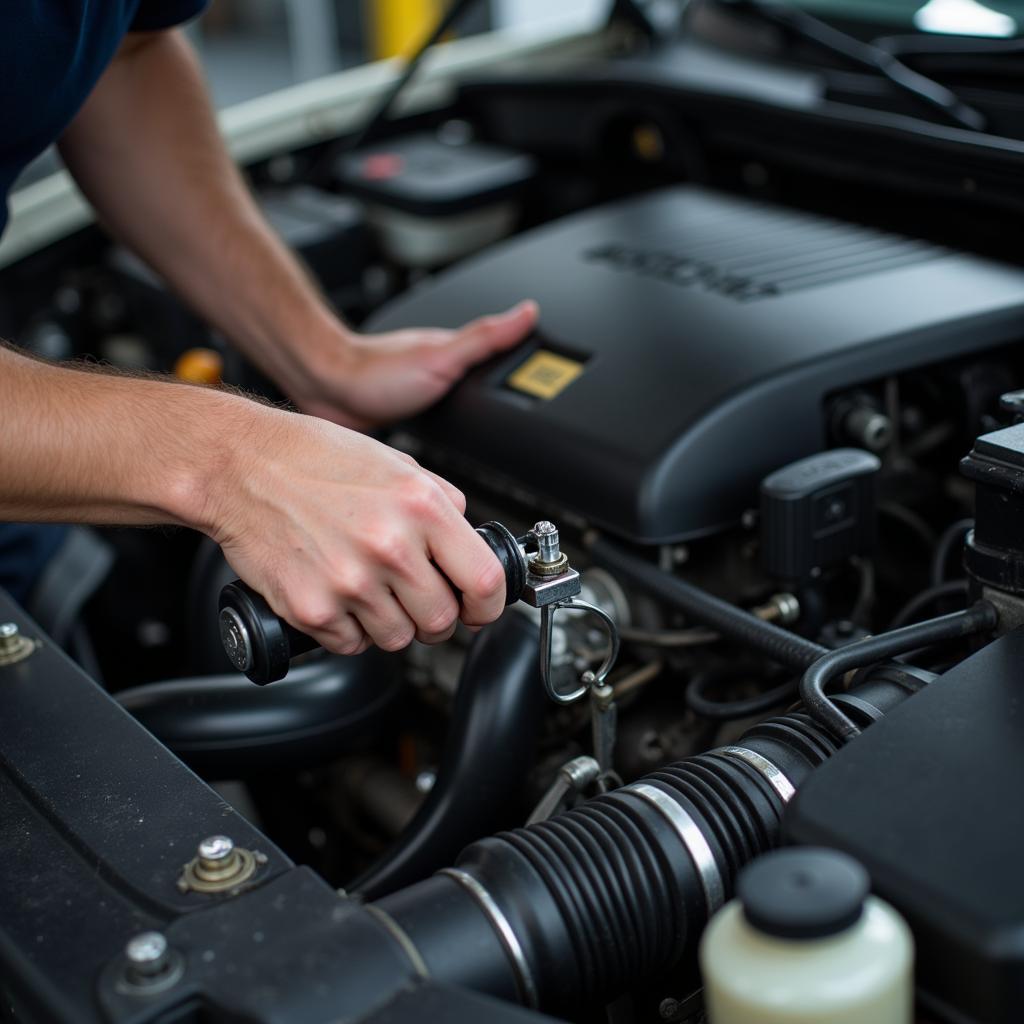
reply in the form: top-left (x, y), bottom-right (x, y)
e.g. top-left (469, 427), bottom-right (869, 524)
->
top-left (699, 847), bottom-right (914, 1024)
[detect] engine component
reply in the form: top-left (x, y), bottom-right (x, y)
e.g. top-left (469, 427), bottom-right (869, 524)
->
top-left (352, 612), bottom-right (546, 900)
top-left (218, 520), bottom-right (621, 709)
top-left (334, 133), bottom-right (536, 268)
top-left (699, 848), bottom-right (913, 1024)
top-left (591, 537), bottom-right (828, 670)
top-left (218, 520), bottom-right (531, 684)
top-left (177, 834), bottom-right (268, 895)
top-left (0, 620), bottom-right (34, 666)
top-left (759, 448), bottom-right (880, 582)
top-left (116, 650), bottom-right (402, 776)
top-left (0, 587), bottom-right (990, 1024)
top-left (376, 667), bottom-right (917, 1013)
top-left (833, 396), bottom-right (894, 453)
top-left (370, 185), bottom-right (1024, 542)
top-left (785, 626), bottom-right (1024, 1024)
top-left (961, 422), bottom-right (1024, 604)
top-left (798, 602), bottom-right (996, 742)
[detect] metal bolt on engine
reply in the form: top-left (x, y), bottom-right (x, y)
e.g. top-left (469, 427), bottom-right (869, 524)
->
top-left (119, 931), bottom-right (185, 994)
top-left (529, 521), bottom-right (569, 576)
top-left (0, 622), bottom-right (35, 667)
top-left (198, 834), bottom-right (235, 866)
top-left (178, 834), bottom-right (266, 895)
top-left (125, 932), bottom-right (169, 976)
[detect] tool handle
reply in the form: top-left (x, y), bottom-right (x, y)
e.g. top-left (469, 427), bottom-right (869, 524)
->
top-left (219, 522), bottom-right (527, 685)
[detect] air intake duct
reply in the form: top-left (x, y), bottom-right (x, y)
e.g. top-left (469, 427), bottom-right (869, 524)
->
top-left (376, 670), bottom-right (921, 1013)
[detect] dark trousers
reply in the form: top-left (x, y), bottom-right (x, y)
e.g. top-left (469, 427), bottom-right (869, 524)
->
top-left (0, 523), bottom-right (69, 605)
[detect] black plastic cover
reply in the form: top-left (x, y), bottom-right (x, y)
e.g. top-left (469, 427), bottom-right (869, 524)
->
top-left (784, 628), bottom-right (1024, 1023)
top-left (760, 448), bottom-right (880, 580)
top-left (370, 185), bottom-right (1024, 542)
top-left (335, 133), bottom-right (536, 216)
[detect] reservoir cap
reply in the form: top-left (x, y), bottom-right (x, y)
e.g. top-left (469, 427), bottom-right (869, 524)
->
top-left (738, 848), bottom-right (868, 940)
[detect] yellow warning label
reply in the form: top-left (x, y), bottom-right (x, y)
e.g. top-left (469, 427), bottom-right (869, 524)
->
top-left (507, 351), bottom-right (584, 400)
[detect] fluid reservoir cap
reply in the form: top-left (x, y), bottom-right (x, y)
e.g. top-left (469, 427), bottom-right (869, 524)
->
top-left (738, 847), bottom-right (868, 940)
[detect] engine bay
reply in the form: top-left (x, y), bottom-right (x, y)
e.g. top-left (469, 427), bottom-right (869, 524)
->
top-left (7, 6), bottom-right (1024, 1023)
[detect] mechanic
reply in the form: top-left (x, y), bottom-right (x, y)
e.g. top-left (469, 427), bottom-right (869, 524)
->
top-left (0, 2), bottom-right (538, 655)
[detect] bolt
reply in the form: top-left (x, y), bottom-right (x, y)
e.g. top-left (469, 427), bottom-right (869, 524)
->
top-left (845, 406), bottom-right (893, 453)
top-left (533, 521), bottom-right (560, 564)
top-left (125, 932), bottom-right (169, 979)
top-left (658, 997), bottom-right (680, 1020)
top-left (0, 623), bottom-right (21, 656)
top-left (198, 835), bottom-right (234, 868)
top-left (754, 593), bottom-right (801, 626)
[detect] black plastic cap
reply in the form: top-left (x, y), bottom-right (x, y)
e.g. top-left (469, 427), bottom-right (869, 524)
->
top-left (760, 449), bottom-right (880, 581)
top-left (738, 847), bottom-right (868, 940)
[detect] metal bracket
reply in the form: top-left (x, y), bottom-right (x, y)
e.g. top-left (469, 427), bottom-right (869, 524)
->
top-left (539, 598), bottom-right (620, 705)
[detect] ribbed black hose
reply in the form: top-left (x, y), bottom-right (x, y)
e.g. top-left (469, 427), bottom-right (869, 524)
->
top-left (799, 602), bottom-right (997, 742)
top-left (377, 671), bottom-right (915, 1012)
top-left (591, 538), bottom-right (828, 670)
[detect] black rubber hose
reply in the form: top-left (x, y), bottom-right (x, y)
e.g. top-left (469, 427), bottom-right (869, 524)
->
top-left (377, 669), bottom-right (918, 1012)
top-left (685, 669), bottom-right (797, 721)
top-left (117, 650), bottom-right (402, 777)
top-left (590, 538), bottom-right (828, 670)
top-left (799, 602), bottom-right (997, 743)
top-left (351, 612), bottom-right (546, 900)
top-left (930, 517), bottom-right (974, 587)
top-left (888, 579), bottom-right (968, 630)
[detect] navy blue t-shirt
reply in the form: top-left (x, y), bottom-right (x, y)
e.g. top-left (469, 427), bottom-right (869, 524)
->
top-left (0, 0), bottom-right (208, 234)
top-left (0, 1), bottom-right (207, 606)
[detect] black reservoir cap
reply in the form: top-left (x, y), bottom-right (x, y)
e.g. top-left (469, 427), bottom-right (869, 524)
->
top-left (760, 449), bottom-right (880, 581)
top-left (334, 133), bottom-right (536, 217)
top-left (738, 847), bottom-right (869, 940)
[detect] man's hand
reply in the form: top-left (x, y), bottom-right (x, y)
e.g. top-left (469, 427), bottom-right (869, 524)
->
top-left (293, 301), bottom-right (538, 429)
top-left (58, 31), bottom-right (537, 435)
top-left (209, 409), bottom-right (508, 653)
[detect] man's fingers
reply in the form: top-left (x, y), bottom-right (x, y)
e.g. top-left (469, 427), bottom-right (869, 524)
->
top-left (353, 590), bottom-right (419, 653)
top-left (424, 469), bottom-right (466, 514)
top-left (443, 300), bottom-right (538, 375)
top-left (304, 609), bottom-right (368, 657)
top-left (392, 570), bottom-right (461, 645)
top-left (428, 517), bottom-right (508, 629)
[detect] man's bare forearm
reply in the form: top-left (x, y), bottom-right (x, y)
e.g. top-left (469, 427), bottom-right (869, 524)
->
top-left (0, 344), bottom-right (249, 530)
top-left (57, 30), bottom-right (348, 401)
top-left (0, 342), bottom-right (507, 653)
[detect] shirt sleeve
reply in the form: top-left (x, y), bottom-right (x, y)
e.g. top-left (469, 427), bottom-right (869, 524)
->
top-left (131, 1), bottom-right (210, 31)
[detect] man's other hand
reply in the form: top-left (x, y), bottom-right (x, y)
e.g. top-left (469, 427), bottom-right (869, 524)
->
top-left (294, 300), bottom-right (538, 429)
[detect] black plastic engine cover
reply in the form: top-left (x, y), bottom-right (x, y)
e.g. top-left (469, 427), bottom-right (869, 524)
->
top-left (370, 186), bottom-right (1024, 542)
top-left (784, 628), bottom-right (1024, 1023)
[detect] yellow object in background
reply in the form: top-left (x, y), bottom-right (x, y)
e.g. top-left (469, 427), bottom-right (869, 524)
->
top-left (174, 347), bottom-right (223, 386)
top-left (369, 0), bottom-right (445, 59)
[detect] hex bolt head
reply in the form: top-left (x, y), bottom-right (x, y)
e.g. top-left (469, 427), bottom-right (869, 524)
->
top-left (198, 835), bottom-right (235, 867)
top-left (125, 932), bottom-right (169, 978)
